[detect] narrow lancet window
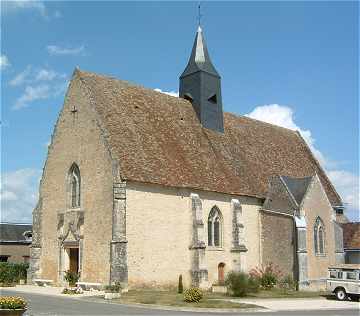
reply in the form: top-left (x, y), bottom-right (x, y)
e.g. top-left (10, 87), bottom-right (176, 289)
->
top-left (208, 206), bottom-right (223, 247)
top-left (69, 163), bottom-right (81, 208)
top-left (314, 217), bottom-right (325, 255)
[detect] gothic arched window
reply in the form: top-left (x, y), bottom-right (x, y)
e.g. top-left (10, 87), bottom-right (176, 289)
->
top-left (314, 217), bottom-right (325, 255)
top-left (208, 206), bottom-right (223, 247)
top-left (68, 163), bottom-right (81, 208)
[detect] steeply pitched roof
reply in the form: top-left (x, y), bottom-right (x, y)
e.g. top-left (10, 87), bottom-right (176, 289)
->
top-left (180, 26), bottom-right (220, 78)
top-left (0, 223), bottom-right (32, 244)
top-left (281, 176), bottom-right (313, 206)
top-left (342, 222), bottom-right (360, 250)
top-left (76, 69), bottom-right (341, 206)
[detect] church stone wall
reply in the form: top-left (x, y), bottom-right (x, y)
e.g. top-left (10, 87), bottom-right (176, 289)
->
top-left (126, 182), bottom-right (192, 288)
top-left (302, 176), bottom-right (337, 290)
top-left (37, 76), bottom-right (114, 284)
top-left (126, 182), bottom-right (262, 288)
top-left (0, 244), bottom-right (30, 264)
top-left (259, 211), bottom-right (295, 278)
top-left (202, 194), bottom-right (261, 284)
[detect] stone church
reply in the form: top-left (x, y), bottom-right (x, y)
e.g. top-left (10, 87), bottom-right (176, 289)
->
top-left (29, 26), bottom-right (345, 290)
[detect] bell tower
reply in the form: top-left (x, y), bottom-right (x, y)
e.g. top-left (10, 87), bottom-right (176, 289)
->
top-left (179, 26), bottom-right (224, 133)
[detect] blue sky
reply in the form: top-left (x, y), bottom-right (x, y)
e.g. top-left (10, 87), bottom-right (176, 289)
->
top-left (1, 1), bottom-right (359, 222)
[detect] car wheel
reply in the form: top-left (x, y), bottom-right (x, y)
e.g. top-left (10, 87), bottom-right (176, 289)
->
top-left (335, 288), bottom-right (347, 301)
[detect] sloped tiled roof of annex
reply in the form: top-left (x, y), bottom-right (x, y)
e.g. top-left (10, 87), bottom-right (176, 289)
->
top-left (281, 176), bottom-right (313, 206)
top-left (341, 222), bottom-right (360, 249)
top-left (0, 223), bottom-right (32, 243)
top-left (76, 69), bottom-right (342, 206)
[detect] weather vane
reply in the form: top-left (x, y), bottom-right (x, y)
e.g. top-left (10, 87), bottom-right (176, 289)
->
top-left (198, 2), bottom-right (202, 27)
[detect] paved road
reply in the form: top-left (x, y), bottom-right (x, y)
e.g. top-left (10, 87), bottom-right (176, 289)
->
top-left (1, 290), bottom-right (358, 316)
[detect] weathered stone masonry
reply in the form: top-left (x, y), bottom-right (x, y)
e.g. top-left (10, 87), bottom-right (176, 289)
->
top-left (190, 193), bottom-right (208, 288)
top-left (28, 198), bottom-right (43, 283)
top-left (231, 199), bottom-right (247, 272)
top-left (110, 181), bottom-right (128, 286)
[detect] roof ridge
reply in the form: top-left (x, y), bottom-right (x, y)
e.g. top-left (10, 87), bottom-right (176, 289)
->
top-left (75, 69), bottom-right (312, 135)
top-left (76, 68), bottom-right (189, 104)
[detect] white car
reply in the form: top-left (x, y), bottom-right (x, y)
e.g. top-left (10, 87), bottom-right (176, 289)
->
top-left (327, 264), bottom-right (360, 301)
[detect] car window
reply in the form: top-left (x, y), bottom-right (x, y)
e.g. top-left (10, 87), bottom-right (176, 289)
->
top-left (346, 272), bottom-right (357, 280)
top-left (330, 271), bottom-right (337, 278)
top-left (329, 270), bottom-right (343, 279)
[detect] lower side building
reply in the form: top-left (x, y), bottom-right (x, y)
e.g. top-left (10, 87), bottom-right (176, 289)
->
top-left (0, 223), bottom-right (32, 264)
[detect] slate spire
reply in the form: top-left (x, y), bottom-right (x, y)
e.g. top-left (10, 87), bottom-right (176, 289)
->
top-left (181, 26), bottom-right (220, 78)
top-left (180, 26), bottom-right (224, 132)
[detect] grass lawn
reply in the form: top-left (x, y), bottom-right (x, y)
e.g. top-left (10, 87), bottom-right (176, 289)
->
top-left (115, 290), bottom-right (260, 309)
top-left (111, 288), bottom-right (326, 309)
top-left (246, 288), bottom-right (327, 299)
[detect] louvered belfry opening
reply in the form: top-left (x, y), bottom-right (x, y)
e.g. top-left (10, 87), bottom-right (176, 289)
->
top-left (180, 26), bottom-right (224, 133)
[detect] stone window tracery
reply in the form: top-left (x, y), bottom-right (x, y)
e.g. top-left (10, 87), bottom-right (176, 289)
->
top-left (314, 217), bottom-right (325, 255)
top-left (68, 163), bottom-right (81, 208)
top-left (208, 206), bottom-right (223, 247)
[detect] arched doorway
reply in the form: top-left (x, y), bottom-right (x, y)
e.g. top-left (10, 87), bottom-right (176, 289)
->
top-left (218, 263), bottom-right (225, 285)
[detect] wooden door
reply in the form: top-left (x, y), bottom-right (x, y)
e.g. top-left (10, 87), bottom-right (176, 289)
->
top-left (69, 248), bottom-right (79, 274)
top-left (218, 263), bottom-right (225, 285)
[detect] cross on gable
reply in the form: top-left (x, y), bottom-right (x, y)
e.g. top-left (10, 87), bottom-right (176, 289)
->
top-left (70, 105), bottom-right (78, 123)
top-left (71, 105), bottom-right (78, 115)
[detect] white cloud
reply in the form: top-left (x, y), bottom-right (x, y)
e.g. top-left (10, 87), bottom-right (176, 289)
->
top-left (154, 88), bottom-right (178, 98)
top-left (327, 170), bottom-right (360, 220)
top-left (1, 168), bottom-right (41, 223)
top-left (9, 65), bottom-right (32, 86)
top-left (1, 0), bottom-right (47, 18)
top-left (46, 44), bottom-right (85, 56)
top-left (0, 55), bottom-right (11, 70)
top-left (1, 191), bottom-right (18, 202)
top-left (10, 66), bottom-right (66, 86)
top-left (9, 66), bottom-right (68, 109)
top-left (246, 104), bottom-right (326, 166)
top-left (13, 84), bottom-right (51, 110)
top-left (35, 69), bottom-right (58, 81)
top-left (246, 104), bottom-right (359, 221)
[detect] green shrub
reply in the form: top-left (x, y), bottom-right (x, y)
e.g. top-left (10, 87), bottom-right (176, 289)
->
top-left (0, 263), bottom-right (29, 285)
top-left (62, 288), bottom-right (81, 295)
top-left (225, 271), bottom-right (259, 297)
top-left (64, 270), bottom-right (80, 286)
top-left (178, 274), bottom-right (183, 294)
top-left (183, 287), bottom-right (203, 302)
top-left (278, 275), bottom-right (297, 291)
top-left (249, 263), bottom-right (282, 290)
top-left (104, 281), bottom-right (122, 293)
top-left (0, 296), bottom-right (27, 310)
top-left (261, 273), bottom-right (277, 289)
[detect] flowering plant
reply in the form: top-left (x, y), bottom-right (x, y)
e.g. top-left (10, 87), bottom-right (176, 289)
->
top-left (0, 296), bottom-right (27, 310)
top-left (249, 263), bottom-right (282, 290)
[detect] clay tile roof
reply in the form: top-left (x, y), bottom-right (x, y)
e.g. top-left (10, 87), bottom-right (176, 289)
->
top-left (76, 69), bottom-right (342, 206)
top-left (342, 222), bottom-right (360, 249)
top-left (0, 223), bottom-right (32, 244)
